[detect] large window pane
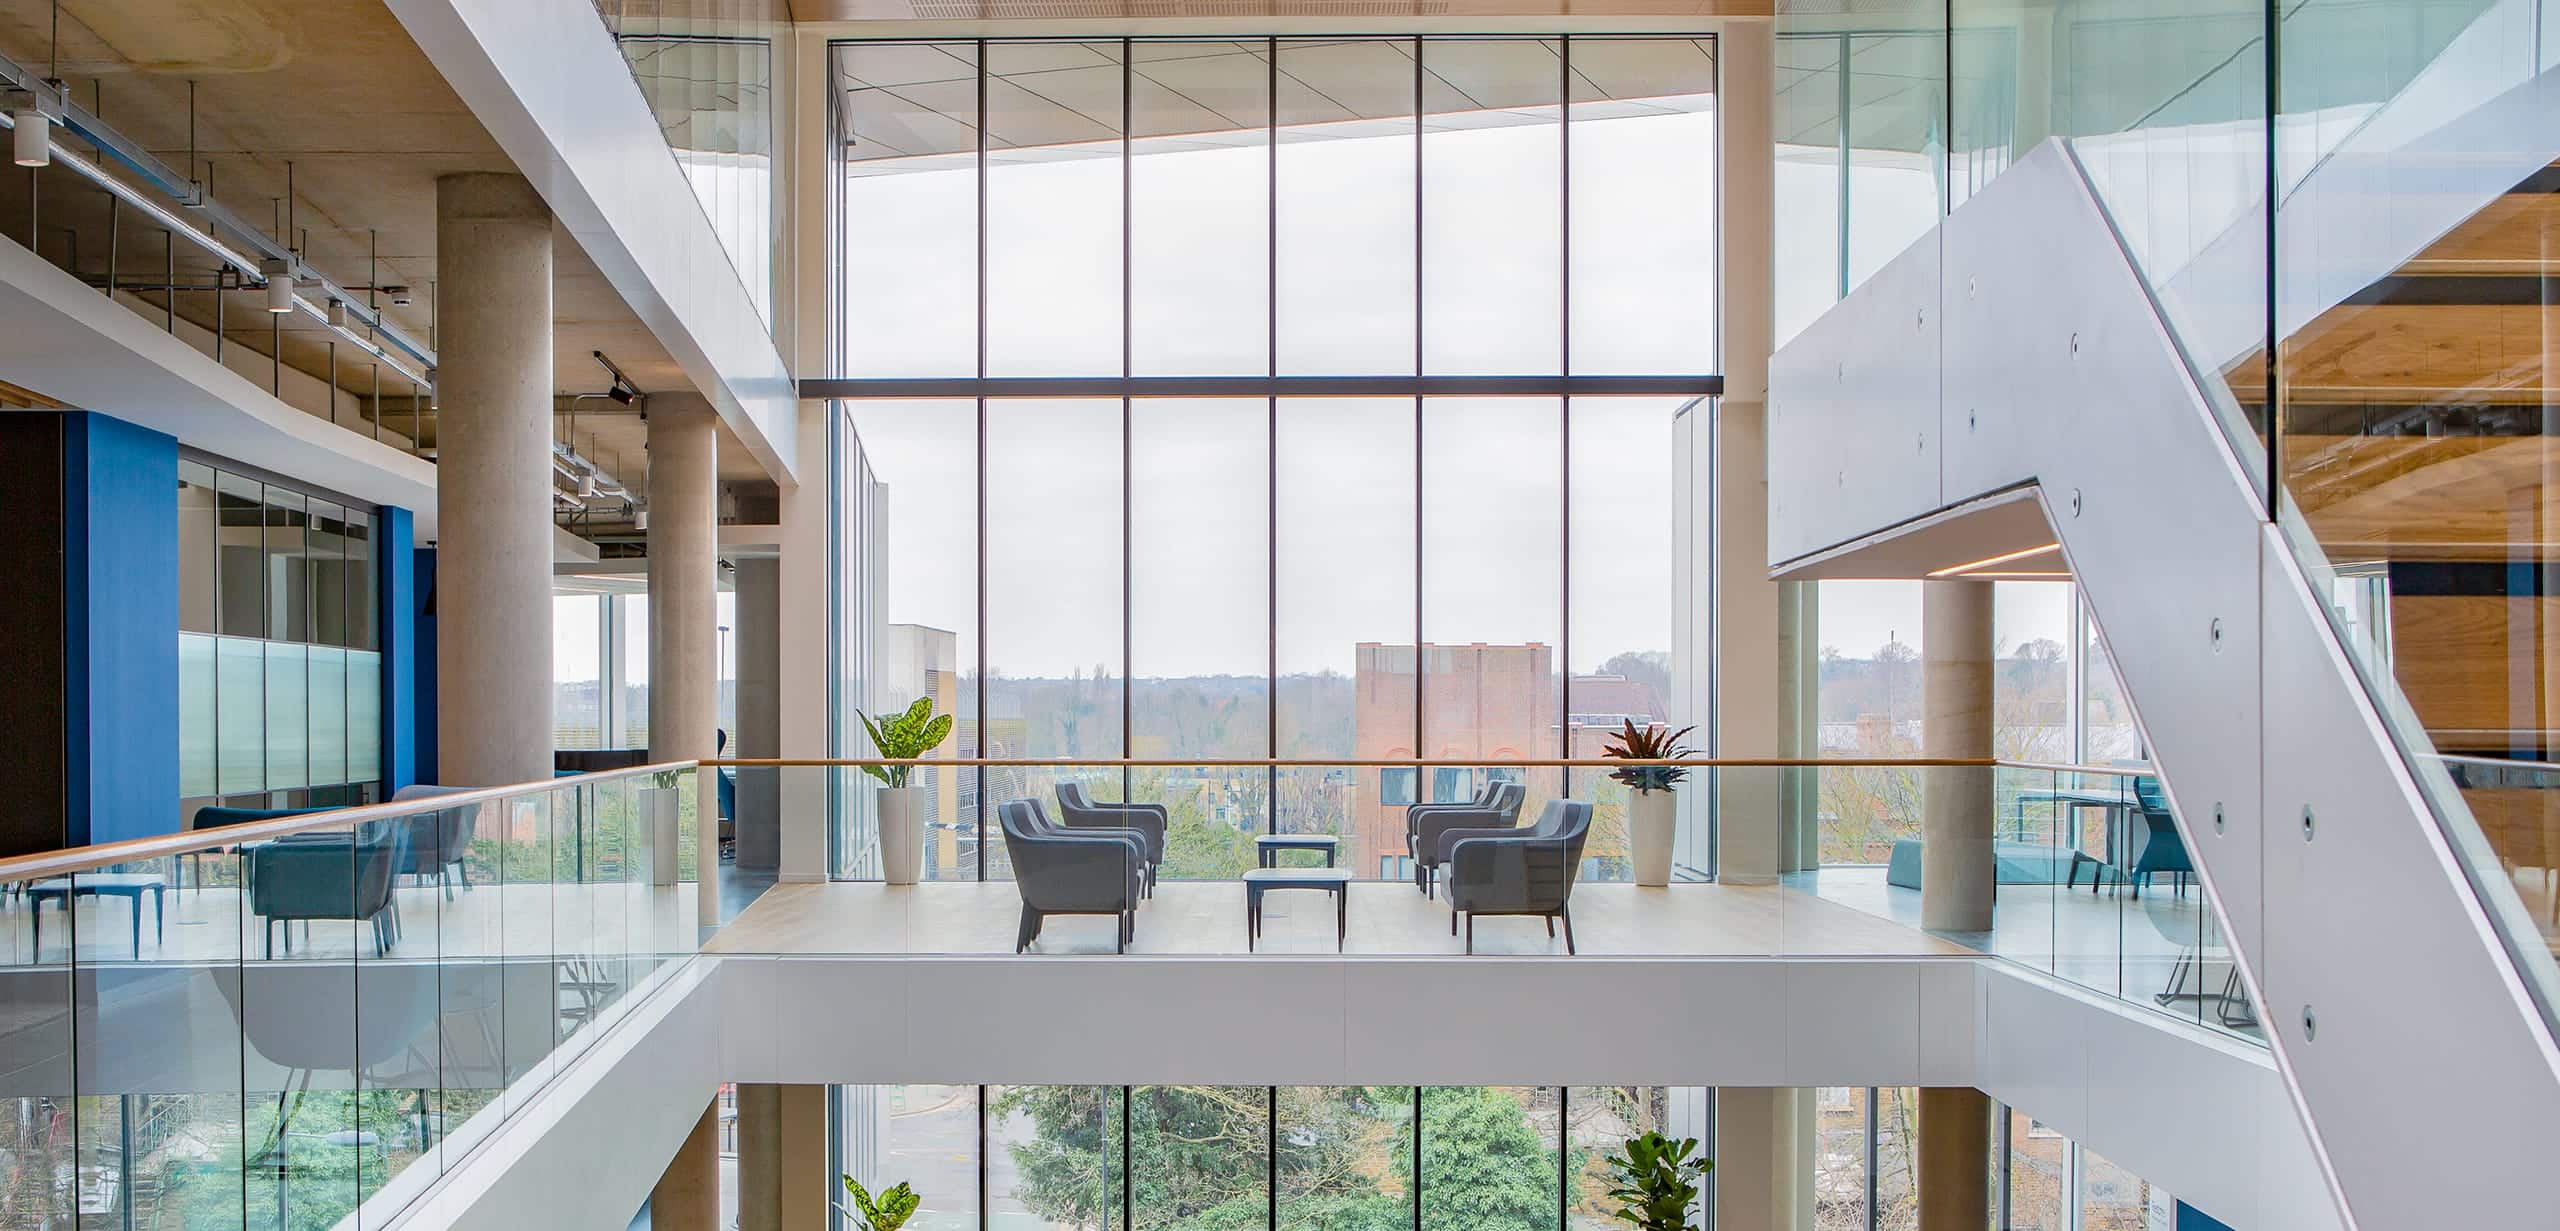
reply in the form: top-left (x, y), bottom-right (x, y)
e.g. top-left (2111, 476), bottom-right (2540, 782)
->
top-left (990, 1085), bottom-right (1123, 1231)
top-left (1278, 1086), bottom-right (1412, 1231)
top-left (1567, 1087), bottom-right (1668, 1229)
top-left (1131, 1086), bottom-right (1269, 1231)
top-left (1277, 398), bottom-right (1414, 877)
top-left (854, 400), bottom-right (980, 881)
top-left (1132, 399), bottom-right (1270, 879)
top-left (1422, 398), bottom-right (1561, 826)
top-left (178, 459), bottom-right (217, 633)
top-left (215, 636), bottom-right (264, 795)
top-left (1566, 39), bottom-right (1717, 374)
top-left (2005, 1110), bottom-right (2068, 1231)
top-left (349, 650), bottom-right (382, 784)
top-left (838, 42), bottom-right (980, 377)
top-left (1421, 38), bottom-right (1561, 375)
top-left (1813, 1087), bottom-right (1867, 1231)
top-left (345, 507), bottom-right (375, 651)
top-left (2078, 1144), bottom-right (2169, 1230)
top-left (1131, 44), bottom-right (1270, 376)
top-left (1568, 398), bottom-right (1685, 882)
top-left (620, 594), bottom-right (651, 749)
top-left (1995, 582), bottom-right (2072, 761)
top-left (179, 632), bottom-right (216, 797)
top-left (1276, 39), bottom-right (1416, 375)
top-left (1874, 1088), bottom-right (1921, 1231)
top-left (1817, 582), bottom-right (1924, 865)
top-left (216, 472), bottom-right (264, 637)
top-left (1843, 32), bottom-right (1947, 292)
top-left (841, 1085), bottom-right (982, 1231)
top-left (265, 641), bottom-right (309, 790)
top-left (310, 499), bottom-right (349, 647)
top-left (1418, 1086), bottom-right (1557, 1231)
top-left (309, 645), bottom-right (349, 786)
top-left (264, 486), bottom-right (310, 642)
top-left (986, 399), bottom-right (1124, 873)
top-left (986, 42), bottom-right (1124, 376)
top-left (555, 593), bottom-right (606, 750)
top-left (1773, 35), bottom-right (1846, 348)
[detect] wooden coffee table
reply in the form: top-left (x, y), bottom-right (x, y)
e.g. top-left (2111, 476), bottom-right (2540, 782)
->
top-left (1243, 867), bottom-right (1352, 951)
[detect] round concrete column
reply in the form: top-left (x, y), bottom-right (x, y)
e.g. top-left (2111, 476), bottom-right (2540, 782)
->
top-left (647, 397), bottom-right (720, 768)
top-left (1917, 1087), bottom-right (1993, 1231)
top-left (433, 173), bottom-right (554, 787)
top-left (1922, 579), bottom-right (1997, 933)
top-left (651, 1098), bottom-right (722, 1231)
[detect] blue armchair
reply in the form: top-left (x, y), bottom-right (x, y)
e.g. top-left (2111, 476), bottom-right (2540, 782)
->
top-left (2127, 776), bottom-right (2195, 899)
top-left (246, 821), bottom-right (408, 958)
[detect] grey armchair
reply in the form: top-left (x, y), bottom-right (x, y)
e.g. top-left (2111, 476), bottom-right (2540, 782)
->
top-left (390, 784), bottom-right (478, 900)
top-left (1056, 781), bottom-right (1165, 895)
top-left (999, 799), bottom-right (1146, 953)
top-left (1447, 799), bottom-right (1593, 954)
top-left (1409, 781), bottom-right (1527, 899)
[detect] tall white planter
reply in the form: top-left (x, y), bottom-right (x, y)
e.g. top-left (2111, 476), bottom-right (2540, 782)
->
top-left (879, 785), bottom-right (925, 885)
top-left (1630, 788), bottom-right (1677, 887)
top-left (640, 785), bottom-right (681, 888)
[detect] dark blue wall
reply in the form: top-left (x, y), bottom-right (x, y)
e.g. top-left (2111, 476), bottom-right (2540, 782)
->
top-left (379, 506), bottom-right (420, 793)
top-left (61, 413), bottom-right (179, 847)
top-left (2177, 1201), bottom-right (2236, 1231)
top-left (411, 546), bottom-right (439, 786)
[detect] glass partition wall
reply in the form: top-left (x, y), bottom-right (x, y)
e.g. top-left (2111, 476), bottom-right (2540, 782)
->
top-left (826, 36), bottom-right (1722, 882)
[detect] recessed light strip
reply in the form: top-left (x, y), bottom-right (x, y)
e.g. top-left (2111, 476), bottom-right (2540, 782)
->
top-left (1927, 542), bottom-right (2064, 578)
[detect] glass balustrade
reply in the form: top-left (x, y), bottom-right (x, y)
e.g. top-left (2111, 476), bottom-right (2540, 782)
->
top-left (0, 765), bottom-right (700, 1230)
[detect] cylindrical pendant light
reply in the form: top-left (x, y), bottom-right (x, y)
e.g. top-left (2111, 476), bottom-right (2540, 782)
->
top-left (11, 107), bottom-right (47, 168)
top-left (259, 259), bottom-right (294, 314)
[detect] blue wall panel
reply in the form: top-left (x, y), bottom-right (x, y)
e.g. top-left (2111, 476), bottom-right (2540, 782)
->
top-left (379, 506), bottom-right (420, 792)
top-left (412, 546), bottom-right (439, 785)
top-left (62, 413), bottom-right (179, 846)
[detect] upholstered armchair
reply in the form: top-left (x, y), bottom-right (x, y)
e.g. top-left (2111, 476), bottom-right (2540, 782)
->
top-left (1446, 800), bottom-right (1594, 954)
top-left (245, 820), bottom-right (408, 958)
top-left (1409, 781), bottom-right (1526, 899)
top-left (1404, 780), bottom-right (1497, 890)
top-left (390, 784), bottom-right (479, 899)
top-left (1056, 781), bottom-right (1166, 895)
top-left (999, 799), bottom-right (1146, 953)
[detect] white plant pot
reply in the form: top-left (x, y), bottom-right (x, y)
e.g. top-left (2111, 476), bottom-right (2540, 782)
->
top-left (640, 786), bottom-right (681, 888)
top-left (879, 785), bottom-right (926, 885)
top-left (1630, 788), bottom-right (1677, 887)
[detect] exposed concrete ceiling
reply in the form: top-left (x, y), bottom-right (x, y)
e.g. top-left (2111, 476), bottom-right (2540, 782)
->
top-left (0, 0), bottom-right (767, 498)
top-left (788, 0), bottom-right (1768, 17)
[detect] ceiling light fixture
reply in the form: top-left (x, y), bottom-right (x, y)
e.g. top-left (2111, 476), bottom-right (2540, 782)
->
top-left (1926, 542), bottom-right (2062, 578)
top-left (259, 259), bottom-right (294, 314)
top-left (10, 103), bottom-right (46, 168)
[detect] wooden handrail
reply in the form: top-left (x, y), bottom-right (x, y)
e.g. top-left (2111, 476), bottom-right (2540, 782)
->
top-left (699, 756), bottom-right (2005, 769)
top-left (0, 760), bottom-right (699, 884)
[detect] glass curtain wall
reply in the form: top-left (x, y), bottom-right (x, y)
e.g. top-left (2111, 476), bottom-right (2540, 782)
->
top-left (1807, 1092), bottom-right (2227, 1230)
top-left (840, 1085), bottom-right (1693, 1231)
top-left (830, 36), bottom-right (1720, 883)
top-left (591, 0), bottom-right (789, 328)
top-left (178, 458), bottom-right (383, 816)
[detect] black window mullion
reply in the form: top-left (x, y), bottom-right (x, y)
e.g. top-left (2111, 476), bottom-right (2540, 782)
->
top-left (1121, 38), bottom-right (1134, 809)
top-left (974, 39), bottom-right (989, 881)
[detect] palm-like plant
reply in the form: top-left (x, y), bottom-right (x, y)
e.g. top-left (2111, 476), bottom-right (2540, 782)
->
top-left (1601, 720), bottom-right (1698, 793)
top-left (840, 1177), bottom-right (922, 1231)
top-left (857, 696), bottom-right (955, 789)
top-left (1604, 1131), bottom-right (1712, 1231)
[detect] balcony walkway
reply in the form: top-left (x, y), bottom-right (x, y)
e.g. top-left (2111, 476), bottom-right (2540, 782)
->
top-left (704, 880), bottom-right (1979, 958)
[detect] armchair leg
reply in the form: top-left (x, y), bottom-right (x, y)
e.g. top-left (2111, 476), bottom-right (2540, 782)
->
top-left (1545, 917), bottom-right (1555, 938)
top-left (1464, 915), bottom-right (1474, 955)
top-left (1116, 911), bottom-right (1129, 955)
top-left (1560, 904), bottom-right (1576, 956)
top-left (1016, 905), bottom-right (1042, 954)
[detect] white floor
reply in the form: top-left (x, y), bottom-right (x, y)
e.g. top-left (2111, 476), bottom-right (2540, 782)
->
top-left (1787, 865), bottom-right (2262, 1040)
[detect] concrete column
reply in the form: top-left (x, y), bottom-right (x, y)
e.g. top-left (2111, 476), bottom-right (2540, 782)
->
top-left (1778, 579), bottom-right (1822, 873)
top-left (777, 399), bottom-right (833, 881)
top-left (433, 172), bottom-right (554, 786)
top-left (1917, 1087), bottom-right (1993, 1231)
top-left (648, 396), bottom-right (721, 767)
top-left (1714, 19), bottom-right (1782, 883)
top-left (1922, 580), bottom-right (1997, 933)
top-left (738, 1084), bottom-right (831, 1231)
top-left (1713, 1087), bottom-right (1813, 1231)
top-left (734, 557), bottom-right (783, 871)
top-left (651, 1098), bottom-right (723, 1231)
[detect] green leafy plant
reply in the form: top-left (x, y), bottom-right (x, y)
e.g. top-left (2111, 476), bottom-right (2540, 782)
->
top-left (857, 696), bottom-right (955, 788)
top-left (1603, 1131), bottom-right (1711, 1231)
top-left (839, 1176), bottom-right (922, 1231)
top-left (1602, 720), bottom-right (1698, 793)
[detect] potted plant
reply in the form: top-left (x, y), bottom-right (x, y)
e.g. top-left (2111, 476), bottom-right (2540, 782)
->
top-left (839, 1176), bottom-right (920, 1231)
top-left (859, 697), bottom-right (954, 885)
top-left (1603, 1131), bottom-right (1711, 1231)
top-left (1603, 719), bottom-right (1697, 887)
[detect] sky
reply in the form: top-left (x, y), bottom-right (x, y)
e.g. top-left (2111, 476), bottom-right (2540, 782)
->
top-left (841, 107), bottom-right (1712, 680)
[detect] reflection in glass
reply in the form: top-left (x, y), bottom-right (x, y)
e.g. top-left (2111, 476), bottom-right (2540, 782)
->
top-left (985, 399), bottom-right (1125, 875)
top-left (1567, 39), bottom-right (1717, 374)
top-left (1277, 399), bottom-right (1415, 876)
top-left (1421, 39), bottom-right (1561, 375)
top-left (1131, 43), bottom-right (1271, 376)
top-left (849, 401), bottom-right (979, 881)
top-left (986, 42), bottom-right (1125, 376)
top-left (1566, 1087), bottom-right (1667, 1228)
top-left (838, 42), bottom-right (980, 377)
top-left (179, 459), bottom-right (218, 633)
top-left (1131, 400), bottom-right (1271, 878)
top-left (1276, 38), bottom-right (1418, 375)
